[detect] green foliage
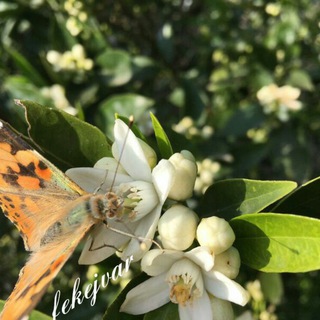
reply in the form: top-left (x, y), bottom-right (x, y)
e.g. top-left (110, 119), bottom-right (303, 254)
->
top-left (230, 213), bottom-right (320, 272)
top-left (18, 99), bottom-right (112, 168)
top-left (199, 179), bottom-right (297, 219)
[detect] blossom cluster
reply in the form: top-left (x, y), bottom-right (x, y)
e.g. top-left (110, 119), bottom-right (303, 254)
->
top-left (41, 84), bottom-right (77, 115)
top-left (64, 0), bottom-right (88, 36)
top-left (66, 119), bottom-right (249, 320)
top-left (172, 116), bottom-right (214, 140)
top-left (46, 44), bottom-right (93, 73)
top-left (257, 83), bottom-right (302, 121)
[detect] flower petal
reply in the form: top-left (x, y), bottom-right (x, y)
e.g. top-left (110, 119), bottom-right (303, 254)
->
top-left (78, 221), bottom-right (132, 264)
top-left (66, 167), bottom-right (133, 193)
top-left (178, 290), bottom-right (213, 320)
top-left (120, 204), bottom-right (162, 261)
top-left (141, 249), bottom-right (184, 276)
top-left (120, 273), bottom-right (170, 314)
top-left (152, 159), bottom-right (175, 203)
top-left (184, 247), bottom-right (214, 272)
top-left (114, 119), bottom-right (152, 182)
top-left (204, 271), bottom-right (250, 306)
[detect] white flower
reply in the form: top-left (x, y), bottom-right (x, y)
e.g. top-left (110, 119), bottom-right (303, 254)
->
top-left (158, 204), bottom-right (199, 250)
top-left (121, 247), bottom-right (249, 320)
top-left (66, 119), bottom-right (174, 264)
top-left (257, 83), bottom-right (302, 121)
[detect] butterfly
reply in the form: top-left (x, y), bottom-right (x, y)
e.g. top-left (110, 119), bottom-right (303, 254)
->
top-left (0, 120), bottom-right (128, 320)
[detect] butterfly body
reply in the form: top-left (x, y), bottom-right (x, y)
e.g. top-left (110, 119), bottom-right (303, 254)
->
top-left (0, 121), bottom-right (121, 320)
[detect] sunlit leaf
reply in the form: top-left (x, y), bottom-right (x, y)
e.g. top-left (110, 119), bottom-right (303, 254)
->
top-left (16, 100), bottom-right (111, 169)
top-left (200, 179), bottom-right (297, 219)
top-left (230, 213), bottom-right (320, 272)
top-left (150, 112), bottom-right (173, 159)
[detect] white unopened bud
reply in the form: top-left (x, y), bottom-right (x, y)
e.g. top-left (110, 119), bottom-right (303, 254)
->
top-left (168, 150), bottom-right (197, 201)
top-left (196, 217), bottom-right (235, 254)
top-left (210, 297), bottom-right (234, 320)
top-left (212, 247), bottom-right (241, 279)
top-left (158, 204), bottom-right (199, 250)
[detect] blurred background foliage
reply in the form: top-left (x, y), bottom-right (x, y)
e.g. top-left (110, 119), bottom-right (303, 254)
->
top-left (0, 0), bottom-right (320, 319)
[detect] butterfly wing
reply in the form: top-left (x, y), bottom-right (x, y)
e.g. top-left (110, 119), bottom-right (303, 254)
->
top-left (0, 217), bottom-right (94, 320)
top-left (0, 120), bottom-right (96, 319)
top-left (0, 120), bottom-right (87, 251)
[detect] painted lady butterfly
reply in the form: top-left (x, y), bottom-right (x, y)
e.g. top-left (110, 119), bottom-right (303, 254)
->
top-left (0, 120), bottom-right (124, 320)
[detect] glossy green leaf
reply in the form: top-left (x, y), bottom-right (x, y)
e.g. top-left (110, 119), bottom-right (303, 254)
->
top-left (150, 112), bottom-right (173, 159)
top-left (97, 49), bottom-right (132, 86)
top-left (271, 176), bottom-right (320, 219)
top-left (199, 179), bottom-right (297, 219)
top-left (4, 76), bottom-right (50, 104)
top-left (0, 300), bottom-right (51, 320)
top-left (230, 213), bottom-right (320, 272)
top-left (287, 69), bottom-right (314, 91)
top-left (16, 100), bottom-right (111, 169)
top-left (96, 94), bottom-right (154, 137)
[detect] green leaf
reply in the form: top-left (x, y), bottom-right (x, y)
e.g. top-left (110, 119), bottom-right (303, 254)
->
top-left (150, 112), bottom-right (173, 159)
top-left (96, 94), bottom-right (154, 137)
top-left (271, 176), bottom-right (320, 218)
top-left (16, 100), bottom-right (111, 169)
top-left (4, 76), bottom-right (50, 104)
top-left (230, 213), bottom-right (320, 272)
top-left (199, 179), bottom-right (297, 219)
top-left (287, 69), bottom-right (314, 91)
top-left (144, 303), bottom-right (178, 320)
top-left (97, 49), bottom-right (132, 86)
top-left (0, 300), bottom-right (51, 320)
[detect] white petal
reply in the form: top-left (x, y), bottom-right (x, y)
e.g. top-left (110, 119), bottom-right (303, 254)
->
top-left (204, 271), bottom-right (250, 306)
top-left (121, 204), bottom-right (162, 261)
top-left (141, 249), bottom-right (184, 276)
top-left (120, 273), bottom-right (170, 314)
top-left (79, 221), bottom-right (131, 264)
top-left (94, 157), bottom-right (126, 174)
top-left (66, 167), bottom-right (133, 193)
top-left (178, 290), bottom-right (213, 320)
top-left (114, 119), bottom-right (152, 182)
top-left (152, 159), bottom-right (175, 203)
top-left (184, 247), bottom-right (214, 272)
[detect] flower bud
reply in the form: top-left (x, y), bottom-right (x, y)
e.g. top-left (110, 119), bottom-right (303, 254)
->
top-left (167, 150), bottom-right (197, 201)
top-left (210, 297), bottom-right (234, 320)
top-left (212, 247), bottom-right (241, 279)
top-left (196, 217), bottom-right (235, 254)
top-left (158, 204), bottom-right (199, 250)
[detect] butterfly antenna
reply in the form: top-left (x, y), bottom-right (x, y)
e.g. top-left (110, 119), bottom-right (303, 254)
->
top-left (109, 115), bottom-right (134, 192)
